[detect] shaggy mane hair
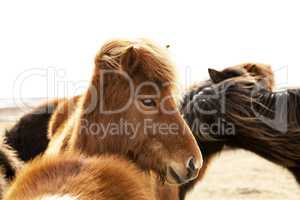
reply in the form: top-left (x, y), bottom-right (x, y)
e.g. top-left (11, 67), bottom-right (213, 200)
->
top-left (180, 76), bottom-right (300, 199)
top-left (3, 154), bottom-right (156, 200)
top-left (178, 63), bottom-right (275, 200)
top-left (95, 39), bottom-right (176, 85)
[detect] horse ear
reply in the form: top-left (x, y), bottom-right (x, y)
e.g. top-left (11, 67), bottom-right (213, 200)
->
top-left (208, 68), bottom-right (225, 83)
top-left (121, 46), bottom-right (140, 74)
top-left (244, 64), bottom-right (257, 74)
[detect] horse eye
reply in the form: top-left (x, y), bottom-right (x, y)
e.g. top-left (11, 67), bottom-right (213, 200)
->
top-left (141, 98), bottom-right (157, 107)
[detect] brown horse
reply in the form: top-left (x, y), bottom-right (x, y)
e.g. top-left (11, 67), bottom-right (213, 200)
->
top-left (3, 154), bottom-right (157, 200)
top-left (43, 39), bottom-right (202, 187)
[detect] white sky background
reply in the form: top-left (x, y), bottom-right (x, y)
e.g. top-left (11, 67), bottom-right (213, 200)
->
top-left (0, 0), bottom-right (299, 99)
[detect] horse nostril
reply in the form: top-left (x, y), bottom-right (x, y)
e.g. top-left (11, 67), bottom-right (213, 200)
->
top-left (186, 156), bottom-right (197, 178)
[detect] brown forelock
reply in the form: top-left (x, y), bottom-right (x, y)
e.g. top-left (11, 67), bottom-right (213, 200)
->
top-left (94, 38), bottom-right (176, 85)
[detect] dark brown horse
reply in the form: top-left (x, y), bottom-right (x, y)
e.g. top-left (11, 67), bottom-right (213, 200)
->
top-left (5, 99), bottom-right (59, 161)
top-left (179, 70), bottom-right (300, 199)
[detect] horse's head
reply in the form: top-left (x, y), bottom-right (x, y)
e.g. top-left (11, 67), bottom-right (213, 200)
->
top-left (80, 39), bottom-right (202, 185)
top-left (181, 63), bottom-right (275, 144)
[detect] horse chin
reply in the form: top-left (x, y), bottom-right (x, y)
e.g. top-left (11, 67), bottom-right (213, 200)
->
top-left (165, 167), bottom-right (188, 185)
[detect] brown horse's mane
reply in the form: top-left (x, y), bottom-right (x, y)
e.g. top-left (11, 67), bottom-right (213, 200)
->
top-left (95, 39), bottom-right (176, 84)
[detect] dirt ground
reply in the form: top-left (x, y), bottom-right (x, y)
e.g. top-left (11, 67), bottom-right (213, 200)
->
top-left (1, 121), bottom-right (299, 200)
top-left (187, 150), bottom-right (300, 200)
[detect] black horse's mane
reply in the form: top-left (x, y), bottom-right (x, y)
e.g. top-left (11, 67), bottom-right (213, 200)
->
top-left (179, 78), bottom-right (300, 199)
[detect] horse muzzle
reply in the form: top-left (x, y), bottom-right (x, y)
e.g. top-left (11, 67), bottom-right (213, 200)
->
top-left (166, 156), bottom-right (202, 185)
